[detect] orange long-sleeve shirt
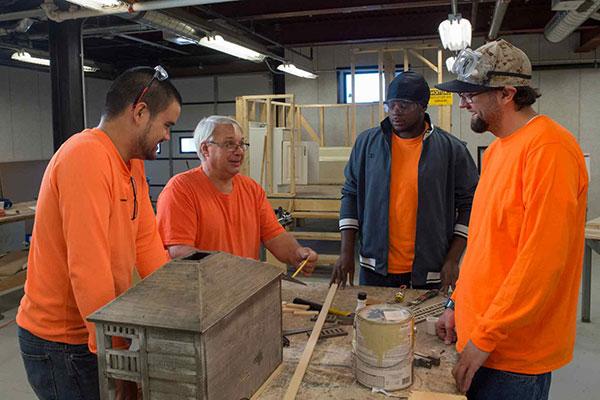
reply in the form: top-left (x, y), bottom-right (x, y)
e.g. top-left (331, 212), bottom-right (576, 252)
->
top-left (454, 115), bottom-right (588, 374)
top-left (17, 129), bottom-right (169, 353)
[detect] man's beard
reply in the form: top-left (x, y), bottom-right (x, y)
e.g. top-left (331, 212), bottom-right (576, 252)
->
top-left (471, 114), bottom-right (489, 133)
top-left (138, 123), bottom-right (157, 160)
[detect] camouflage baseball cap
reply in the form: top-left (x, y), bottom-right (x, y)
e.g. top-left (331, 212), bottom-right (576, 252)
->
top-left (436, 39), bottom-right (532, 93)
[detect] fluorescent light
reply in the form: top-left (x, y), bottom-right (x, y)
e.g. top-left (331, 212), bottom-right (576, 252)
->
top-left (438, 16), bottom-right (472, 52)
top-left (65, 0), bottom-right (124, 10)
top-left (198, 35), bottom-right (265, 62)
top-left (11, 51), bottom-right (99, 73)
top-left (277, 63), bottom-right (318, 79)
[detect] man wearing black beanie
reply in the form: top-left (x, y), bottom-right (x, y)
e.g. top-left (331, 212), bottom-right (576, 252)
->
top-left (331, 71), bottom-right (478, 291)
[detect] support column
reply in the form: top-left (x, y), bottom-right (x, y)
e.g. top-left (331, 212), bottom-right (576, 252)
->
top-left (49, 19), bottom-right (85, 151)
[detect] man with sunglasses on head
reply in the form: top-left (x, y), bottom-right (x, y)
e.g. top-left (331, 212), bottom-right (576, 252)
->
top-left (156, 115), bottom-right (318, 275)
top-left (435, 39), bottom-right (588, 400)
top-left (330, 71), bottom-right (478, 291)
top-left (17, 66), bottom-right (182, 400)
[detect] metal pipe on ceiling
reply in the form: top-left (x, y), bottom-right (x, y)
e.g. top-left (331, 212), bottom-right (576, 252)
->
top-left (471, 0), bottom-right (479, 30)
top-left (40, 0), bottom-right (240, 23)
top-left (0, 8), bottom-right (46, 23)
top-left (544, 0), bottom-right (600, 43)
top-left (488, 0), bottom-right (511, 41)
top-left (451, 0), bottom-right (459, 15)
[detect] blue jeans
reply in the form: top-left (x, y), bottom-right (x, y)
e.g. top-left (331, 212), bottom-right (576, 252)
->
top-left (18, 327), bottom-right (100, 400)
top-left (467, 366), bottom-right (551, 400)
top-left (359, 267), bottom-right (438, 289)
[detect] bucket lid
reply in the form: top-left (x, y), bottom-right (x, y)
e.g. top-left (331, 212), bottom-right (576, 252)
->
top-left (357, 304), bottom-right (413, 324)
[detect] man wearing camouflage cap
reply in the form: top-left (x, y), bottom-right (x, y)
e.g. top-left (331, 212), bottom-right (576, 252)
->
top-left (330, 71), bottom-right (478, 290)
top-left (435, 39), bottom-right (588, 399)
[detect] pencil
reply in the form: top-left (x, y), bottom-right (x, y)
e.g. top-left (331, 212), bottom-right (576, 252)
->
top-left (291, 258), bottom-right (309, 278)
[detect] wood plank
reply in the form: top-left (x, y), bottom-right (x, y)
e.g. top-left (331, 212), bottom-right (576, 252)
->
top-left (0, 201), bottom-right (36, 225)
top-left (291, 232), bottom-right (340, 241)
top-left (587, 217), bottom-right (600, 231)
top-left (299, 113), bottom-right (321, 145)
top-left (293, 199), bottom-right (341, 212)
top-left (0, 269), bottom-right (26, 294)
top-left (0, 250), bottom-right (28, 276)
top-left (316, 254), bottom-right (338, 265)
top-left (291, 211), bottom-right (339, 220)
top-left (283, 283), bottom-right (338, 400)
top-left (250, 364), bottom-right (284, 400)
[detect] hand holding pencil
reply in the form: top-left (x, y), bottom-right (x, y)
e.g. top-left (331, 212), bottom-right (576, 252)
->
top-left (292, 247), bottom-right (318, 276)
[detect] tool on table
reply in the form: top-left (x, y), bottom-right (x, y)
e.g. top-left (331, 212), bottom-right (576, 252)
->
top-left (411, 300), bottom-right (446, 324)
top-left (316, 327), bottom-right (347, 340)
top-left (408, 289), bottom-right (439, 307)
top-left (281, 274), bottom-right (307, 286)
top-left (413, 357), bottom-right (433, 369)
top-left (275, 207), bottom-right (293, 227)
top-left (310, 314), bottom-right (338, 324)
top-left (291, 258), bottom-right (309, 278)
top-left (394, 285), bottom-right (407, 303)
top-left (292, 297), bottom-right (352, 317)
top-left (414, 352), bottom-right (440, 367)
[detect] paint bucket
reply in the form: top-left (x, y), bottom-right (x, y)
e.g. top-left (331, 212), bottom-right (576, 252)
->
top-left (353, 304), bottom-right (414, 390)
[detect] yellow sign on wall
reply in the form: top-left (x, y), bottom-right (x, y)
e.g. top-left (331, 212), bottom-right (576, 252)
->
top-left (429, 88), bottom-right (453, 106)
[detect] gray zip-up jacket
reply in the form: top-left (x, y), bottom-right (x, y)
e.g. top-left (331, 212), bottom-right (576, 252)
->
top-left (339, 115), bottom-right (479, 286)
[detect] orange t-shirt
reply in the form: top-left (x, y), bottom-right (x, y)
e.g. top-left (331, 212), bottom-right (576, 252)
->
top-left (156, 167), bottom-right (285, 259)
top-left (454, 115), bottom-right (588, 374)
top-left (387, 133), bottom-right (424, 274)
top-left (17, 129), bottom-right (169, 353)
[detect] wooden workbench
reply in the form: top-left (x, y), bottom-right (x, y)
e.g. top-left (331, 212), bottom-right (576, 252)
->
top-left (256, 282), bottom-right (459, 399)
top-left (0, 201), bottom-right (36, 225)
top-left (582, 216), bottom-right (600, 322)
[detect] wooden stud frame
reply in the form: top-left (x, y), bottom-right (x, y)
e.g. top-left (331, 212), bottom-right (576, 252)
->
top-left (351, 44), bottom-right (452, 133)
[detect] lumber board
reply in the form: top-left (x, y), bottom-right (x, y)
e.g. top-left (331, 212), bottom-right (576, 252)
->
top-left (291, 211), bottom-right (339, 220)
top-left (283, 283), bottom-right (338, 400)
top-left (0, 201), bottom-right (36, 225)
top-left (291, 232), bottom-right (340, 241)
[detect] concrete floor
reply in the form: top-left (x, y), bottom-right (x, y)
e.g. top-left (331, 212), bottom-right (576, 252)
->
top-left (1, 254), bottom-right (599, 399)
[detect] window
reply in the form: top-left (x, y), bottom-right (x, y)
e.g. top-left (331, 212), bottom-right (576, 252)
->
top-left (338, 67), bottom-right (402, 104)
top-left (179, 137), bottom-right (196, 154)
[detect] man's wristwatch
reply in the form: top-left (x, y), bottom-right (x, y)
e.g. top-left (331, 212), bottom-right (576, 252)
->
top-left (444, 298), bottom-right (455, 310)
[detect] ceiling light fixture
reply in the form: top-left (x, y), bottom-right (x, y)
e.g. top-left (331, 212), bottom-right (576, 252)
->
top-left (11, 51), bottom-right (99, 73)
top-left (65, 0), bottom-right (124, 11)
top-left (439, 14), bottom-right (472, 72)
top-left (198, 35), bottom-right (265, 62)
top-left (276, 63), bottom-right (318, 79)
top-left (438, 14), bottom-right (472, 52)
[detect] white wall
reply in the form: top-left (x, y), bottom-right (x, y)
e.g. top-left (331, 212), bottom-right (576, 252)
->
top-left (285, 33), bottom-right (600, 218)
top-left (0, 66), bottom-right (272, 203)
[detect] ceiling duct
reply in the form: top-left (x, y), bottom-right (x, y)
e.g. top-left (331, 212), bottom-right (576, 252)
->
top-left (488, 0), bottom-right (511, 41)
top-left (544, 0), bottom-right (600, 43)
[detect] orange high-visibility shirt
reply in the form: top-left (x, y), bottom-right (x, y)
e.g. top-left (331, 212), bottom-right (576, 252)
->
top-left (17, 129), bottom-right (169, 353)
top-left (156, 167), bottom-right (285, 259)
top-left (454, 115), bottom-right (588, 374)
top-left (388, 133), bottom-right (424, 274)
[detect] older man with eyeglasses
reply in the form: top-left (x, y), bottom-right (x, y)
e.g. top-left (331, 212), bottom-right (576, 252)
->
top-left (156, 115), bottom-right (318, 274)
top-left (435, 39), bottom-right (588, 400)
top-left (17, 66), bottom-right (182, 400)
top-left (330, 71), bottom-right (479, 291)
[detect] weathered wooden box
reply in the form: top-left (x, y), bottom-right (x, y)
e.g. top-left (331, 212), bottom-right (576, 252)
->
top-left (88, 252), bottom-right (283, 400)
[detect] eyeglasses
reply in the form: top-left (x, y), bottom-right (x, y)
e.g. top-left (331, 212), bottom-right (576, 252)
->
top-left (208, 140), bottom-right (250, 152)
top-left (130, 176), bottom-right (138, 221)
top-left (132, 65), bottom-right (169, 108)
top-left (384, 100), bottom-right (419, 113)
top-left (458, 88), bottom-right (502, 104)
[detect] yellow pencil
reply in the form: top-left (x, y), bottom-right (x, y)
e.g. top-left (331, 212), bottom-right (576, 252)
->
top-left (291, 258), bottom-right (309, 278)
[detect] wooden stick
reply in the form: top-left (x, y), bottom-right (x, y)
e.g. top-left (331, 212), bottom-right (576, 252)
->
top-left (250, 364), bottom-right (285, 400)
top-left (284, 303), bottom-right (310, 310)
top-left (293, 310), bottom-right (319, 316)
top-left (283, 283), bottom-right (338, 400)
